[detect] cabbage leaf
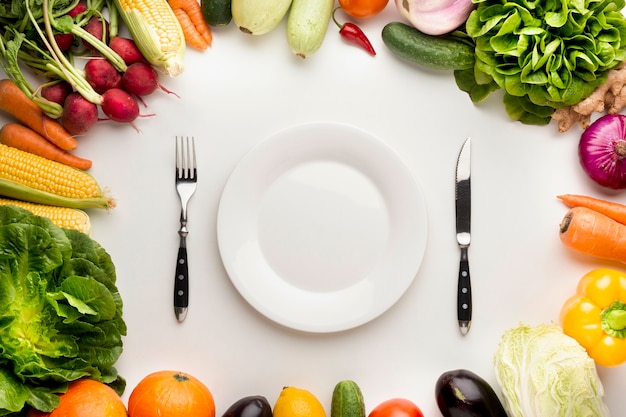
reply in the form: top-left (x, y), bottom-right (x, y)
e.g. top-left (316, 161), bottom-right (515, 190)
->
top-left (494, 323), bottom-right (610, 417)
top-left (0, 206), bottom-right (126, 416)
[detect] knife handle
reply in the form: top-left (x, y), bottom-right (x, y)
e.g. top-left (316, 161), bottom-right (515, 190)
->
top-left (457, 246), bottom-right (472, 334)
top-left (174, 245), bottom-right (189, 317)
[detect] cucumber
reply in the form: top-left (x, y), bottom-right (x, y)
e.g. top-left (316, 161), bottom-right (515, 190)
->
top-left (232, 0), bottom-right (292, 35)
top-left (286, 0), bottom-right (334, 58)
top-left (201, 0), bottom-right (232, 26)
top-left (382, 22), bottom-right (475, 71)
top-left (331, 380), bottom-right (365, 417)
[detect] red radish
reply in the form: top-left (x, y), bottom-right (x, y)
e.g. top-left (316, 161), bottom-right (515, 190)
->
top-left (68, 1), bottom-right (87, 17)
top-left (82, 15), bottom-right (109, 51)
top-left (109, 37), bottom-right (146, 65)
top-left (121, 62), bottom-right (160, 96)
top-left (84, 58), bottom-right (122, 93)
top-left (54, 33), bottom-right (74, 51)
top-left (62, 92), bottom-right (98, 135)
top-left (101, 88), bottom-right (140, 123)
top-left (40, 81), bottom-right (73, 106)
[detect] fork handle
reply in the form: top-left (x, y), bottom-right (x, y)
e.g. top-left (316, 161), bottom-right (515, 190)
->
top-left (174, 242), bottom-right (188, 322)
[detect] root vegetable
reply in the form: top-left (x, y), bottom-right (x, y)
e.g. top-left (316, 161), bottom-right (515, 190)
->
top-left (101, 88), bottom-right (140, 123)
top-left (82, 15), bottom-right (110, 52)
top-left (62, 92), bottom-right (99, 135)
top-left (109, 37), bottom-right (146, 65)
top-left (558, 194), bottom-right (626, 225)
top-left (0, 79), bottom-right (77, 151)
top-left (54, 33), bottom-right (74, 52)
top-left (0, 123), bottom-right (92, 170)
top-left (68, 0), bottom-right (87, 17)
top-left (121, 62), bottom-right (159, 96)
top-left (40, 81), bottom-right (73, 106)
top-left (168, 0), bottom-right (213, 50)
top-left (84, 58), bottom-right (122, 93)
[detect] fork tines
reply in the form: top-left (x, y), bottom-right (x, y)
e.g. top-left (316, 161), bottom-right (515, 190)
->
top-left (176, 136), bottom-right (196, 180)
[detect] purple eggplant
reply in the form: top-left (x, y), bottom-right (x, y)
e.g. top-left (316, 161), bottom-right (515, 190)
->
top-left (222, 395), bottom-right (272, 417)
top-left (435, 369), bottom-right (508, 417)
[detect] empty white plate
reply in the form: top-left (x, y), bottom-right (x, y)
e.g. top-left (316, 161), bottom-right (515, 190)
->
top-left (217, 121), bottom-right (428, 333)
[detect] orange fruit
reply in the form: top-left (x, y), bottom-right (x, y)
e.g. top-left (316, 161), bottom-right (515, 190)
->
top-left (128, 370), bottom-right (215, 417)
top-left (27, 379), bottom-right (127, 417)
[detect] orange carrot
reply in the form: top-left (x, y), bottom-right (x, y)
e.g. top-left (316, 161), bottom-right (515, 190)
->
top-left (0, 123), bottom-right (92, 170)
top-left (168, 0), bottom-right (212, 50)
top-left (559, 206), bottom-right (626, 264)
top-left (0, 79), bottom-right (77, 151)
top-left (557, 194), bottom-right (626, 225)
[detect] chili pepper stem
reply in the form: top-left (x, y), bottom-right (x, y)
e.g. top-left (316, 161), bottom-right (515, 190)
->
top-left (601, 300), bottom-right (626, 338)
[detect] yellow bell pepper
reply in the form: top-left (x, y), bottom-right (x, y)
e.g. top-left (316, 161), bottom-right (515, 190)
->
top-left (560, 268), bottom-right (626, 367)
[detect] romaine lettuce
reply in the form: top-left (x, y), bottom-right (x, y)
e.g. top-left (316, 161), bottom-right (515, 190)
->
top-left (0, 205), bottom-right (126, 416)
top-left (494, 323), bottom-right (610, 417)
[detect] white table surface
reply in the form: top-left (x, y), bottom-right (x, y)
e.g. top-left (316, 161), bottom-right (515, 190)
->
top-left (2, 3), bottom-right (625, 416)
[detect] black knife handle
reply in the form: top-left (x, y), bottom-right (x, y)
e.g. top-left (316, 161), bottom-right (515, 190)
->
top-left (174, 246), bottom-right (189, 309)
top-left (457, 246), bottom-right (472, 332)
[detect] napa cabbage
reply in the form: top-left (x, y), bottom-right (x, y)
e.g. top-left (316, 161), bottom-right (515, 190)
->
top-left (494, 323), bottom-right (610, 417)
top-left (0, 206), bottom-right (126, 416)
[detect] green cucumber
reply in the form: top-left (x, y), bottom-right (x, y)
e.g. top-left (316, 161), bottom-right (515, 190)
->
top-left (331, 380), bottom-right (365, 417)
top-left (382, 22), bottom-right (475, 71)
top-left (201, 0), bottom-right (232, 26)
top-left (286, 0), bottom-right (334, 58)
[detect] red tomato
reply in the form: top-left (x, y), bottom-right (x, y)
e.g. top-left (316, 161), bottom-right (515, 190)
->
top-left (339, 0), bottom-right (390, 18)
top-left (368, 398), bottom-right (424, 417)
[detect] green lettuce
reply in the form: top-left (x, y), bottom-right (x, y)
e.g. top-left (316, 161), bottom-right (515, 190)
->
top-left (0, 206), bottom-right (126, 416)
top-left (494, 323), bottom-right (610, 417)
top-left (457, 0), bottom-right (626, 124)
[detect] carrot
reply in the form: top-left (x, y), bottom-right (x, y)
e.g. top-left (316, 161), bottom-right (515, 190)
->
top-left (0, 79), bottom-right (78, 151)
top-left (168, 0), bottom-right (213, 50)
top-left (557, 194), bottom-right (626, 225)
top-left (0, 123), bottom-right (92, 170)
top-left (559, 206), bottom-right (626, 263)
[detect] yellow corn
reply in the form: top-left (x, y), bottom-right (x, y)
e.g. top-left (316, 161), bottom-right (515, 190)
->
top-left (0, 144), bottom-right (114, 210)
top-left (0, 198), bottom-right (91, 234)
top-left (113, 0), bottom-right (186, 76)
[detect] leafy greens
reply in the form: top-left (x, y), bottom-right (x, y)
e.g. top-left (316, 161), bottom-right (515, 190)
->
top-left (456, 0), bottom-right (626, 124)
top-left (0, 205), bottom-right (126, 416)
top-left (494, 323), bottom-right (610, 417)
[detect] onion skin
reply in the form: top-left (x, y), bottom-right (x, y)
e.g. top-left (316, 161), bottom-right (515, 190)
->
top-left (394, 0), bottom-right (475, 36)
top-left (579, 114), bottom-right (626, 189)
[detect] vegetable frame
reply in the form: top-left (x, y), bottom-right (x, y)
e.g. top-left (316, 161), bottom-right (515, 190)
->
top-left (561, 268), bottom-right (626, 367)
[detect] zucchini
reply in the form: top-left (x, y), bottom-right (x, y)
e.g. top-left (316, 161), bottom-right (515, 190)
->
top-left (231, 0), bottom-right (292, 35)
top-left (286, 0), bottom-right (334, 58)
top-left (201, 0), bottom-right (232, 26)
top-left (331, 380), bottom-right (365, 417)
top-left (382, 22), bottom-right (475, 71)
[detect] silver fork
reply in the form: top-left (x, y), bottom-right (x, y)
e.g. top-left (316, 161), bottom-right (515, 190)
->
top-left (174, 136), bottom-right (197, 322)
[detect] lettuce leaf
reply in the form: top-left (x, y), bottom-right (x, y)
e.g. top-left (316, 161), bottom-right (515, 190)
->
top-left (0, 206), bottom-right (126, 416)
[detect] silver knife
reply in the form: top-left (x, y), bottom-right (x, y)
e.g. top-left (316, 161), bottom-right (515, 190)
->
top-left (455, 137), bottom-right (472, 335)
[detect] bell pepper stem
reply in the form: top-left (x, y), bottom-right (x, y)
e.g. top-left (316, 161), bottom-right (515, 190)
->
top-left (602, 301), bottom-right (626, 338)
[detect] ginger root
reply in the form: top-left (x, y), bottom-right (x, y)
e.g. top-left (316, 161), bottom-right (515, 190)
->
top-left (552, 61), bottom-right (626, 132)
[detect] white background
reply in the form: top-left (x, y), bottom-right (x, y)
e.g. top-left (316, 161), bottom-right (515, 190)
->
top-left (2, 2), bottom-right (626, 416)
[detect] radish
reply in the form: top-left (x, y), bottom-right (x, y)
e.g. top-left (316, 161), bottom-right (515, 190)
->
top-left (84, 58), bottom-right (122, 93)
top-left (121, 62), bottom-right (160, 96)
top-left (62, 92), bottom-right (98, 135)
top-left (68, 1), bottom-right (87, 18)
top-left (101, 88), bottom-right (140, 123)
top-left (109, 37), bottom-right (146, 65)
top-left (82, 15), bottom-right (109, 52)
top-left (41, 81), bottom-right (73, 106)
top-left (54, 33), bottom-right (74, 52)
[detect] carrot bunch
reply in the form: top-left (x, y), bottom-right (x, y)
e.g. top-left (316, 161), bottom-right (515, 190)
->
top-left (558, 194), bottom-right (626, 263)
top-left (168, 0), bottom-right (213, 50)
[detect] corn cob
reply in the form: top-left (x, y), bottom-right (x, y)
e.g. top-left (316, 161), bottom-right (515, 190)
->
top-left (0, 144), bottom-right (114, 210)
top-left (113, 0), bottom-right (186, 76)
top-left (0, 198), bottom-right (91, 234)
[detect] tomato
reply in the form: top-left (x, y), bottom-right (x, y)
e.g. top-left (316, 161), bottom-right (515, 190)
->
top-left (338, 0), bottom-right (390, 18)
top-left (368, 398), bottom-right (424, 417)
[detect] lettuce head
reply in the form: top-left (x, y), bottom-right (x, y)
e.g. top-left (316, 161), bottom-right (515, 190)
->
top-left (494, 323), bottom-right (610, 417)
top-left (0, 205), bottom-right (126, 415)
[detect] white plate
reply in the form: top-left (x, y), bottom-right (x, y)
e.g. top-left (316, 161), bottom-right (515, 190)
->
top-left (217, 122), bottom-right (428, 333)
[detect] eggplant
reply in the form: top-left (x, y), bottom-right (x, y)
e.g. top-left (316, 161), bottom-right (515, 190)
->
top-left (435, 369), bottom-right (508, 417)
top-left (222, 395), bottom-right (273, 417)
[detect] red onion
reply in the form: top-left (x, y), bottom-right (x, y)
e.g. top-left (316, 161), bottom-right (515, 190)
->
top-left (579, 114), bottom-right (626, 189)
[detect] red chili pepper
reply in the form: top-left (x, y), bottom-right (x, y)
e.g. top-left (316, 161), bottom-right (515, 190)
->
top-left (332, 7), bottom-right (376, 56)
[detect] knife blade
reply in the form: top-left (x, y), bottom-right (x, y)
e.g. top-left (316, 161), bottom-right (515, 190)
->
top-left (455, 137), bottom-right (472, 335)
